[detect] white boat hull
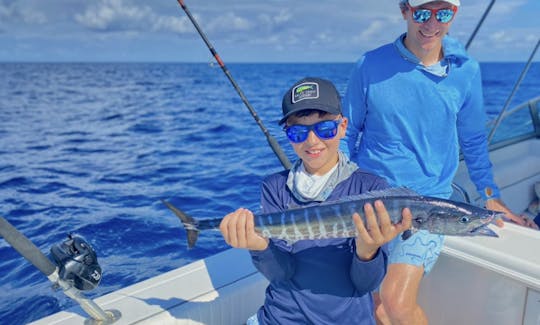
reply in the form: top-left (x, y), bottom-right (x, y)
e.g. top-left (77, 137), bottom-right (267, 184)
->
top-left (30, 228), bottom-right (540, 325)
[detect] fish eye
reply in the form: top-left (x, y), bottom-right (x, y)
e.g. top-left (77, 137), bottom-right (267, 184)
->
top-left (458, 216), bottom-right (470, 224)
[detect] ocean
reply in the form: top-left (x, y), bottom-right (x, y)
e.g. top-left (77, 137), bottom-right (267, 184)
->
top-left (0, 62), bottom-right (539, 324)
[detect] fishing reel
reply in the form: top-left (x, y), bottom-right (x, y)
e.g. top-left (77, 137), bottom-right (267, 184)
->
top-left (50, 234), bottom-right (102, 291)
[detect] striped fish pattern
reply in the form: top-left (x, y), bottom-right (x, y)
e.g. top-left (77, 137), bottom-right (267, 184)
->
top-left (163, 188), bottom-right (501, 248)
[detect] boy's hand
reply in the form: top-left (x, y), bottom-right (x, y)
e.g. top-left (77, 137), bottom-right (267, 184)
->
top-left (353, 200), bottom-right (412, 260)
top-left (220, 208), bottom-right (269, 251)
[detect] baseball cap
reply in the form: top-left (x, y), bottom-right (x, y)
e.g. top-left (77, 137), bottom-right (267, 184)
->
top-left (408, 0), bottom-right (460, 6)
top-left (279, 77), bottom-right (341, 125)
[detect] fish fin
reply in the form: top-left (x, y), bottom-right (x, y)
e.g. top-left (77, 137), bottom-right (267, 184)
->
top-left (470, 226), bottom-right (499, 238)
top-left (401, 229), bottom-right (414, 241)
top-left (161, 200), bottom-right (200, 248)
top-left (332, 187), bottom-right (420, 204)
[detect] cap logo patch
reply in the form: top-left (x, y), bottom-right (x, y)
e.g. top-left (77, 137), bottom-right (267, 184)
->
top-left (292, 82), bottom-right (319, 103)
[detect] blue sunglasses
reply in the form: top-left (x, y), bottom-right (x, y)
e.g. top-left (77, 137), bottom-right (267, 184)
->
top-left (409, 5), bottom-right (457, 24)
top-left (284, 119), bottom-right (342, 143)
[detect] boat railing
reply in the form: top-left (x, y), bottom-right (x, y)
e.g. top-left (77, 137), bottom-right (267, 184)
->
top-left (487, 95), bottom-right (540, 151)
top-left (486, 39), bottom-right (539, 145)
top-left (453, 95), bottom-right (540, 204)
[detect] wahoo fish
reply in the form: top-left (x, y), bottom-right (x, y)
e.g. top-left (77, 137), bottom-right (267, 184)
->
top-left (163, 188), bottom-right (502, 248)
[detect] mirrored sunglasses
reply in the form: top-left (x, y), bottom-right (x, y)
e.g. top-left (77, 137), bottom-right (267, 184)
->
top-left (409, 5), bottom-right (457, 24)
top-left (284, 119), bottom-right (342, 143)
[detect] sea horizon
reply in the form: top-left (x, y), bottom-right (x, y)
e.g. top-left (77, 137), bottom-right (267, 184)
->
top-left (1, 60), bottom-right (539, 64)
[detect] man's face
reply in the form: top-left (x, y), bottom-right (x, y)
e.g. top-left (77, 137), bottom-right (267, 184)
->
top-left (402, 1), bottom-right (456, 54)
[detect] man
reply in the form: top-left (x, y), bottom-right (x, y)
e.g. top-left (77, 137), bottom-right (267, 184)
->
top-left (342, 1), bottom-right (537, 324)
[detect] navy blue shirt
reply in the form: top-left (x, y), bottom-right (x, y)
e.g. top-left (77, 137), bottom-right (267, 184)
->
top-left (251, 169), bottom-right (389, 324)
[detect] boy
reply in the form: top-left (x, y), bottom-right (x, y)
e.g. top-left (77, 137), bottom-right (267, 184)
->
top-left (219, 77), bottom-right (412, 324)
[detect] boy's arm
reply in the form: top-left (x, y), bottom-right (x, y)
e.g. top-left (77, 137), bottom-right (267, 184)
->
top-left (350, 247), bottom-right (387, 293)
top-left (350, 201), bottom-right (412, 293)
top-left (250, 240), bottom-right (295, 282)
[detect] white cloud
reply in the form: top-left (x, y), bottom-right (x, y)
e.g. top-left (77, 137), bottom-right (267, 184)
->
top-left (274, 9), bottom-right (292, 25)
top-left (488, 29), bottom-right (540, 52)
top-left (152, 15), bottom-right (192, 34)
top-left (359, 20), bottom-right (386, 41)
top-left (490, 0), bottom-right (529, 15)
top-left (257, 9), bottom-right (292, 32)
top-left (0, 2), bottom-right (46, 24)
top-left (75, 0), bottom-right (151, 31)
top-left (490, 31), bottom-right (513, 43)
top-left (207, 12), bottom-right (252, 32)
top-left (74, 0), bottom-right (190, 34)
top-left (1, 0), bottom-right (537, 62)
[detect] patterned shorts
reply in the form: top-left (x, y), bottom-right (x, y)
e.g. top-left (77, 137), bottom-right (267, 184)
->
top-left (386, 230), bottom-right (444, 275)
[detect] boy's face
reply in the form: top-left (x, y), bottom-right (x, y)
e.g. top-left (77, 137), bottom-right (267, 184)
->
top-left (286, 112), bottom-right (347, 176)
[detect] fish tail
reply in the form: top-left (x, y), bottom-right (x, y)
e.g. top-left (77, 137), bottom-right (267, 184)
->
top-left (161, 200), bottom-right (199, 248)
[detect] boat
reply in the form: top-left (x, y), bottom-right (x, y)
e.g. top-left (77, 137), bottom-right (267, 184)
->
top-left (27, 95), bottom-right (540, 325)
top-left (9, 2), bottom-right (540, 325)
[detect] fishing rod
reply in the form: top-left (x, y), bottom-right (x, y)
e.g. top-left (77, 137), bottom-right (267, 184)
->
top-left (0, 215), bottom-right (120, 324)
top-left (175, 0), bottom-right (292, 170)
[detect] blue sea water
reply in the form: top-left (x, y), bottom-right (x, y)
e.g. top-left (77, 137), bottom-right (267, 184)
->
top-left (0, 62), bottom-right (538, 324)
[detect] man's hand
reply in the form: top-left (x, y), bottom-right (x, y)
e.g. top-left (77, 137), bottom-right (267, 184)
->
top-left (486, 198), bottom-right (539, 230)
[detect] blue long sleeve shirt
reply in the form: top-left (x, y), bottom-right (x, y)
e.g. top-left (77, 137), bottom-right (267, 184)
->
top-left (342, 35), bottom-right (499, 200)
top-left (250, 168), bottom-right (389, 324)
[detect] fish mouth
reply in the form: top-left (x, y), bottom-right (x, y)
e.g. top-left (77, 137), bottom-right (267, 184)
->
top-left (469, 224), bottom-right (498, 237)
top-left (465, 212), bottom-right (505, 237)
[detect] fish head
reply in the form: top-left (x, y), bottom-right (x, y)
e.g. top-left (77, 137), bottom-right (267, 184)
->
top-left (414, 207), bottom-right (500, 237)
top-left (453, 210), bottom-right (501, 237)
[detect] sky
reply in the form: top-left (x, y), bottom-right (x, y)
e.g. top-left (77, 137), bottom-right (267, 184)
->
top-left (0, 0), bottom-right (538, 63)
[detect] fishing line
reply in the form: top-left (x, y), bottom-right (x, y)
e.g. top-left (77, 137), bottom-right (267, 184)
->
top-left (175, 0), bottom-right (292, 170)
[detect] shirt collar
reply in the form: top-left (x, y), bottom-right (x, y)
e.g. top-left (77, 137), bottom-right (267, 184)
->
top-left (394, 33), bottom-right (449, 77)
top-left (286, 151), bottom-right (358, 203)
